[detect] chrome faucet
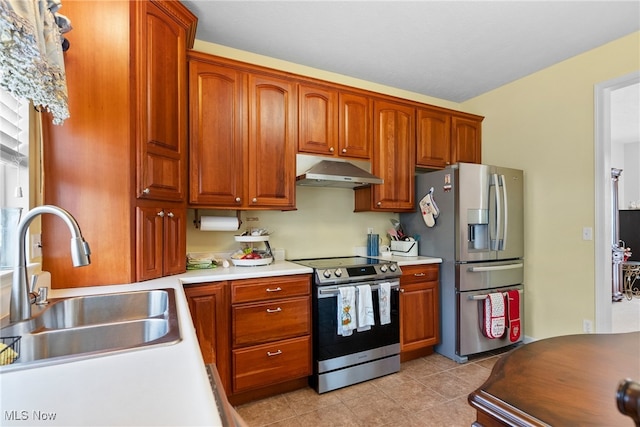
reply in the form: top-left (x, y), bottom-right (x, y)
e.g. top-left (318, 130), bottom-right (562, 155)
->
top-left (10, 205), bottom-right (91, 323)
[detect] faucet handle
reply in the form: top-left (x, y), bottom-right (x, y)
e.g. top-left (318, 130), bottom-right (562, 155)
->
top-left (29, 274), bottom-right (39, 293)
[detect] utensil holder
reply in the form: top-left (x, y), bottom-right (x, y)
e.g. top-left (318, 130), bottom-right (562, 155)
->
top-left (391, 240), bottom-right (418, 257)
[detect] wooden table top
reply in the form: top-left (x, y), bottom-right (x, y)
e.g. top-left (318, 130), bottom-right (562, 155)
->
top-left (469, 332), bottom-right (640, 426)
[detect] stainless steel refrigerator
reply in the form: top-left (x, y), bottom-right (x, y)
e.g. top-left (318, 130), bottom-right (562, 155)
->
top-left (401, 163), bottom-right (525, 363)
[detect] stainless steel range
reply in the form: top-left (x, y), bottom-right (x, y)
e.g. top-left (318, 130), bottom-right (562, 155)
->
top-left (290, 256), bottom-right (402, 393)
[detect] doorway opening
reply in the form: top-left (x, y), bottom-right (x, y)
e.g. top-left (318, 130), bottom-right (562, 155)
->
top-left (594, 72), bottom-right (640, 333)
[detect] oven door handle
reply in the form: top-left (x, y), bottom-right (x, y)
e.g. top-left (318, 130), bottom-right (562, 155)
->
top-left (319, 282), bottom-right (400, 296)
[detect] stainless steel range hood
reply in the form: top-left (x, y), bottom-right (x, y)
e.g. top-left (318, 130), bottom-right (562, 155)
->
top-left (296, 159), bottom-right (383, 188)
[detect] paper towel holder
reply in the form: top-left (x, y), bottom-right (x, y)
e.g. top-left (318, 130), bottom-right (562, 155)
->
top-left (193, 209), bottom-right (243, 230)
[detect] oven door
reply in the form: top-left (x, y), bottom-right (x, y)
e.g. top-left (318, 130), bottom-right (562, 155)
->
top-left (457, 285), bottom-right (524, 357)
top-left (314, 280), bottom-right (400, 366)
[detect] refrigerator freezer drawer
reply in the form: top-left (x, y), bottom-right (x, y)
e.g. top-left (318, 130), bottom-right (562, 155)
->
top-left (458, 285), bottom-right (524, 358)
top-left (457, 260), bottom-right (524, 292)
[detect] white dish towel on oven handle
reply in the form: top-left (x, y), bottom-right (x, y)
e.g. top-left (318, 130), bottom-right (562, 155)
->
top-left (337, 286), bottom-right (357, 336)
top-left (378, 282), bottom-right (391, 325)
top-left (356, 284), bottom-right (375, 332)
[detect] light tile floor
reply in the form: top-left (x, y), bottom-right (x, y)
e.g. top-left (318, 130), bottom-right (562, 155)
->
top-left (234, 352), bottom-right (501, 427)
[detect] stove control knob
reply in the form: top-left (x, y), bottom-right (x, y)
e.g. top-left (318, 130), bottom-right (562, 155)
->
top-left (380, 265), bottom-right (388, 273)
top-left (323, 270), bottom-right (332, 278)
top-left (334, 268), bottom-right (343, 277)
top-left (389, 264), bottom-right (397, 272)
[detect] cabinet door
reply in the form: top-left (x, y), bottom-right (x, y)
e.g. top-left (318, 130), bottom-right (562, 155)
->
top-left (136, 206), bottom-right (165, 281)
top-left (400, 264), bottom-right (439, 355)
top-left (184, 283), bottom-right (231, 395)
top-left (452, 116), bottom-right (482, 164)
top-left (416, 108), bottom-right (451, 169)
top-left (298, 83), bottom-right (338, 156)
top-left (189, 60), bottom-right (245, 206)
top-left (338, 92), bottom-right (371, 159)
top-left (162, 207), bottom-right (186, 276)
top-left (247, 74), bottom-right (297, 209)
top-left (369, 99), bottom-right (415, 212)
top-left (136, 1), bottom-right (188, 202)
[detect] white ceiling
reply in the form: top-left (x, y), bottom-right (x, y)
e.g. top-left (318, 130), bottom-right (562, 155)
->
top-left (181, 0), bottom-right (640, 143)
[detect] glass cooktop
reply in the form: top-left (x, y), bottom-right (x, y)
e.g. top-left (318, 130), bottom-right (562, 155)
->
top-left (289, 256), bottom-right (381, 269)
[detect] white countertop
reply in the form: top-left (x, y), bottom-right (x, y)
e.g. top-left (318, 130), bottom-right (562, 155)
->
top-left (374, 255), bottom-right (443, 266)
top-left (0, 261), bottom-right (311, 427)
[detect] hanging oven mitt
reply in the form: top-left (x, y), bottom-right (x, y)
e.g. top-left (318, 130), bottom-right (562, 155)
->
top-left (419, 187), bottom-right (440, 228)
top-left (483, 293), bottom-right (506, 339)
top-left (505, 290), bottom-right (521, 342)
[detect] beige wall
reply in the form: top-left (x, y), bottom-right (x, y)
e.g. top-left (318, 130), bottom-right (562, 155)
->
top-left (462, 31), bottom-right (640, 339)
top-left (187, 33), bottom-right (640, 340)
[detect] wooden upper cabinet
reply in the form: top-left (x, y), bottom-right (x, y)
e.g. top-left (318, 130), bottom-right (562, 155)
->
top-left (246, 73), bottom-right (297, 209)
top-left (298, 84), bottom-right (338, 156)
top-left (416, 108), bottom-right (452, 169)
top-left (451, 115), bottom-right (482, 164)
top-left (338, 92), bottom-right (371, 159)
top-left (298, 84), bottom-right (370, 159)
top-left (136, 0), bottom-right (192, 202)
top-left (355, 99), bottom-right (415, 212)
top-left (188, 53), bottom-right (296, 210)
top-left (189, 60), bottom-right (245, 206)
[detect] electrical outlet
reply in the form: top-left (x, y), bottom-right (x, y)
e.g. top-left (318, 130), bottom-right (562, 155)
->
top-left (367, 227), bottom-right (374, 234)
top-left (31, 233), bottom-right (42, 258)
top-left (582, 227), bottom-right (593, 240)
top-left (583, 319), bottom-right (593, 333)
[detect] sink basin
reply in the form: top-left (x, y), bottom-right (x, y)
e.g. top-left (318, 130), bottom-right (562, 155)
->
top-left (0, 289), bottom-right (180, 372)
top-left (39, 289), bottom-right (171, 329)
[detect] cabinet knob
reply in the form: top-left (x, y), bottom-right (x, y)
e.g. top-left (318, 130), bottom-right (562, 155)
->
top-left (329, 147), bottom-right (335, 152)
top-left (143, 188), bottom-right (150, 195)
top-left (267, 350), bottom-right (282, 357)
top-left (235, 197), bottom-right (241, 203)
top-left (400, 288), bottom-right (405, 293)
top-left (341, 148), bottom-right (347, 153)
top-left (167, 212), bottom-right (174, 218)
top-left (377, 201), bottom-right (382, 207)
top-left (157, 210), bottom-right (165, 218)
top-left (266, 307), bottom-right (282, 313)
top-left (252, 198), bottom-right (257, 203)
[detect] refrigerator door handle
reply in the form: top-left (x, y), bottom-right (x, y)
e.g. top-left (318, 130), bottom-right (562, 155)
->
top-left (491, 174), bottom-right (502, 250)
top-left (500, 174), bottom-right (508, 251)
top-left (468, 263), bottom-right (524, 272)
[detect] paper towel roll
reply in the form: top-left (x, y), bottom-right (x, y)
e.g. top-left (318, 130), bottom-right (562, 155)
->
top-left (200, 216), bottom-right (240, 231)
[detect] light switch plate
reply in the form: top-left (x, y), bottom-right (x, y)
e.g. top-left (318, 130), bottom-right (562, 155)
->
top-left (582, 227), bottom-right (593, 241)
top-left (31, 233), bottom-right (42, 258)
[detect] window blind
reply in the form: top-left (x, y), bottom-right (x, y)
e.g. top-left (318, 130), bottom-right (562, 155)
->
top-left (0, 89), bottom-right (28, 168)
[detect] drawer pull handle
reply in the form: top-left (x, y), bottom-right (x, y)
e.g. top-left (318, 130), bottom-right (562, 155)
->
top-left (266, 307), bottom-right (282, 313)
top-left (414, 273), bottom-right (426, 277)
top-left (266, 287), bottom-right (282, 292)
top-left (267, 350), bottom-right (282, 357)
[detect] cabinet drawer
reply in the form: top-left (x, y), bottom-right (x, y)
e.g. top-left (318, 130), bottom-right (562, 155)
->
top-left (233, 335), bottom-right (311, 393)
top-left (400, 264), bottom-right (439, 285)
top-left (233, 297), bottom-right (311, 346)
top-left (231, 275), bottom-right (311, 304)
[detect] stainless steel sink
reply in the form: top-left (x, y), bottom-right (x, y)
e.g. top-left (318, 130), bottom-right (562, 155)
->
top-left (0, 289), bottom-right (180, 372)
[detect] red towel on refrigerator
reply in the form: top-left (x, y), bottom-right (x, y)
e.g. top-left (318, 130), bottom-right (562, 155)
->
top-left (483, 293), bottom-right (505, 339)
top-left (505, 290), bottom-right (521, 342)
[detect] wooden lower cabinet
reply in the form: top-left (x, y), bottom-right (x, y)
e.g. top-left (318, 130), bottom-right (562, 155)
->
top-left (230, 275), bottom-right (312, 397)
top-left (184, 282), bottom-right (231, 395)
top-left (399, 264), bottom-right (440, 361)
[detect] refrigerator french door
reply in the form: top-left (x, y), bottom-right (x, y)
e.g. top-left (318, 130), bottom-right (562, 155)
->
top-left (401, 163), bottom-right (525, 363)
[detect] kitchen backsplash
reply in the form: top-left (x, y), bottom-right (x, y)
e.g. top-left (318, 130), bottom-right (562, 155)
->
top-left (186, 185), bottom-right (399, 260)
